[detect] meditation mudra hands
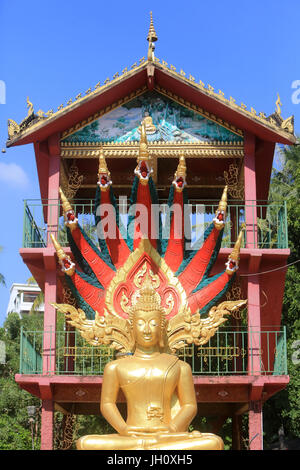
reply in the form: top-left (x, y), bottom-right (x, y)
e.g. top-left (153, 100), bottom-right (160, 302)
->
top-left (120, 422), bottom-right (179, 437)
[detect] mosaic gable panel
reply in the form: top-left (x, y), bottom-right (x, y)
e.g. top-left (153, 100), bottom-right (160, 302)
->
top-left (62, 91), bottom-right (243, 144)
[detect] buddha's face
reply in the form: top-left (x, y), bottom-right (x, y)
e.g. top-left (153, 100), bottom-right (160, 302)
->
top-left (132, 309), bottom-right (162, 349)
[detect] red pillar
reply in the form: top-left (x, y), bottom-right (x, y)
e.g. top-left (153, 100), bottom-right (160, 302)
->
top-left (247, 265), bottom-right (263, 449)
top-left (244, 134), bottom-right (263, 450)
top-left (249, 400), bottom-right (263, 450)
top-left (47, 134), bottom-right (61, 245)
top-left (42, 267), bottom-right (57, 374)
top-left (41, 399), bottom-right (54, 450)
top-left (244, 132), bottom-right (257, 248)
top-left (40, 134), bottom-right (60, 450)
top-left (247, 273), bottom-right (262, 375)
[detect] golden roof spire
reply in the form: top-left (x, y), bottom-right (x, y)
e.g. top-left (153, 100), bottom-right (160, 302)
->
top-left (147, 11), bottom-right (158, 43)
top-left (147, 11), bottom-right (157, 62)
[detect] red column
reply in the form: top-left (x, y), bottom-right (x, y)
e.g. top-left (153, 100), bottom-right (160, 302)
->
top-left (47, 134), bottom-right (60, 245)
top-left (247, 273), bottom-right (262, 375)
top-left (40, 399), bottom-right (54, 450)
top-left (244, 132), bottom-right (257, 248)
top-left (245, 134), bottom-right (263, 450)
top-left (40, 134), bottom-right (60, 450)
top-left (42, 134), bottom-right (60, 374)
top-left (42, 266), bottom-right (57, 374)
top-left (249, 400), bottom-right (263, 450)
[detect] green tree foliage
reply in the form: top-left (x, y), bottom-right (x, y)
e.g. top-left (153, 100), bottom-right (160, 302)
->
top-left (263, 142), bottom-right (300, 448)
top-left (0, 312), bottom-right (43, 450)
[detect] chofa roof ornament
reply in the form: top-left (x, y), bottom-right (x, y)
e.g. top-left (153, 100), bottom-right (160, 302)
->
top-left (147, 11), bottom-right (158, 62)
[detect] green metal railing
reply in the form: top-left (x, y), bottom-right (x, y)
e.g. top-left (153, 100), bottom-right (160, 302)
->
top-left (22, 198), bottom-right (288, 250)
top-left (19, 327), bottom-right (287, 376)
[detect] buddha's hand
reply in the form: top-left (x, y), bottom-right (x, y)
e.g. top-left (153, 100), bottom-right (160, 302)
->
top-left (119, 425), bottom-right (146, 437)
top-left (119, 424), bottom-right (176, 436)
top-left (154, 423), bottom-right (178, 435)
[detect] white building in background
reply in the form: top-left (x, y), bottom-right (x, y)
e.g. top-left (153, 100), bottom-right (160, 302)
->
top-left (6, 283), bottom-right (44, 318)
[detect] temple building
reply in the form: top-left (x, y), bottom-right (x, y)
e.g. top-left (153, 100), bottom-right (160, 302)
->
top-left (6, 14), bottom-right (296, 450)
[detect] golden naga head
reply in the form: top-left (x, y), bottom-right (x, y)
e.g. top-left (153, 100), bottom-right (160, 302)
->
top-left (225, 225), bottom-right (245, 275)
top-left (172, 155), bottom-right (187, 192)
top-left (135, 122), bottom-right (153, 185)
top-left (59, 187), bottom-right (78, 232)
top-left (97, 147), bottom-right (112, 191)
top-left (51, 234), bottom-right (75, 276)
top-left (213, 186), bottom-right (228, 230)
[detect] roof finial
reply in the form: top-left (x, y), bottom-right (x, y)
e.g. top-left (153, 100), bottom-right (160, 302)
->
top-left (275, 93), bottom-right (282, 115)
top-left (147, 11), bottom-right (158, 62)
top-left (26, 97), bottom-right (34, 117)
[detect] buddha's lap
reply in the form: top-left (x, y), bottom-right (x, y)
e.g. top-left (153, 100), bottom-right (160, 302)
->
top-left (76, 432), bottom-right (223, 450)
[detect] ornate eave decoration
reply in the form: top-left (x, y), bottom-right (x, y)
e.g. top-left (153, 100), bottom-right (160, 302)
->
top-left (60, 85), bottom-right (244, 143)
top-left (7, 18), bottom-right (295, 145)
top-left (153, 62), bottom-right (295, 137)
top-left (60, 140), bottom-right (244, 159)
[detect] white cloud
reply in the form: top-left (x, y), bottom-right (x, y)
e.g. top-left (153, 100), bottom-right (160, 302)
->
top-left (0, 162), bottom-right (29, 188)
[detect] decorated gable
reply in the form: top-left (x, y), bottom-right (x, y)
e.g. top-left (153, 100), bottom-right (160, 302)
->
top-left (62, 91), bottom-right (243, 144)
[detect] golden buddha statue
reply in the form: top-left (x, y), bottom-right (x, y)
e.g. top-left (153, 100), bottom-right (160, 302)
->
top-left (138, 111), bottom-right (157, 135)
top-left (76, 277), bottom-right (224, 450)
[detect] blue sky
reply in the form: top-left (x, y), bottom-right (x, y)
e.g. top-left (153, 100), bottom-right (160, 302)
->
top-left (0, 0), bottom-right (300, 326)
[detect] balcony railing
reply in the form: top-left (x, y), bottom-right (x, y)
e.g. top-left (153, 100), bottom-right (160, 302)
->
top-left (19, 327), bottom-right (287, 376)
top-left (22, 198), bottom-right (288, 250)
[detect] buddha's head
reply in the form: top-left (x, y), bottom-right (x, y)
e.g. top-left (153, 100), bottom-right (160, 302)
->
top-left (129, 275), bottom-right (167, 351)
